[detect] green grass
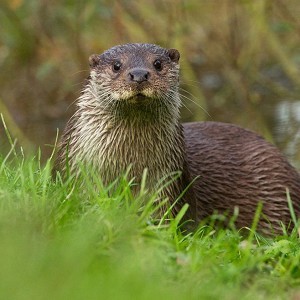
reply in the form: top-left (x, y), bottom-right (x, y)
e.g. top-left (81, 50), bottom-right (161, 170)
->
top-left (1, 151), bottom-right (300, 300)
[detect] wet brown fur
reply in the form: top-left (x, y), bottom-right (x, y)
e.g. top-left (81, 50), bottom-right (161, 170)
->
top-left (54, 43), bottom-right (300, 234)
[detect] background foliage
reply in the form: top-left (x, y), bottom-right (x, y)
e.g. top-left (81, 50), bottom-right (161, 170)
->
top-left (0, 0), bottom-right (300, 161)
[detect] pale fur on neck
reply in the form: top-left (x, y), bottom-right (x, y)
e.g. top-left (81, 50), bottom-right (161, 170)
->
top-left (65, 83), bottom-right (185, 189)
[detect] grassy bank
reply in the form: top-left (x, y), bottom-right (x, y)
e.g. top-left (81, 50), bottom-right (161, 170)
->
top-left (1, 151), bottom-right (300, 300)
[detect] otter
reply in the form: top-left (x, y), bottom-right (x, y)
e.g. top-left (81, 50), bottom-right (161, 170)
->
top-left (54, 43), bottom-right (300, 234)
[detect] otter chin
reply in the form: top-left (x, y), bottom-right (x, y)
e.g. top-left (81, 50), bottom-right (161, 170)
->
top-left (126, 93), bottom-right (152, 103)
top-left (54, 43), bottom-right (300, 234)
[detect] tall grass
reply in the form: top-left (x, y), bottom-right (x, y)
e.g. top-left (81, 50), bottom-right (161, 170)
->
top-left (1, 143), bottom-right (300, 299)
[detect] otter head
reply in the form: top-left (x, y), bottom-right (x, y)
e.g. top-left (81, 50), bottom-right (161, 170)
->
top-left (85, 43), bottom-right (181, 120)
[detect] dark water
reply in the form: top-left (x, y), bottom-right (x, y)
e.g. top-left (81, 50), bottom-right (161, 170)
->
top-left (275, 100), bottom-right (300, 168)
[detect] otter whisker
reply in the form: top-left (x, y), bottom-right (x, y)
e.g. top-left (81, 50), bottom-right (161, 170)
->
top-left (179, 90), bottom-right (212, 119)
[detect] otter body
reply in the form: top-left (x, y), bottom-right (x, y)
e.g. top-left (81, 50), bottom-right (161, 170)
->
top-left (184, 121), bottom-right (300, 231)
top-left (54, 43), bottom-right (300, 233)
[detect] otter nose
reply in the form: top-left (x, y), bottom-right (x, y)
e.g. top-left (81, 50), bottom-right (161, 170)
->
top-left (128, 68), bottom-right (150, 83)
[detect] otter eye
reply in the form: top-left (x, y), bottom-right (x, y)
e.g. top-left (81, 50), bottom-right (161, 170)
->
top-left (113, 61), bottom-right (122, 72)
top-left (153, 60), bottom-right (162, 71)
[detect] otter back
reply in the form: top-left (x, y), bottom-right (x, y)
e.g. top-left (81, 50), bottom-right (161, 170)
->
top-left (184, 121), bottom-right (300, 233)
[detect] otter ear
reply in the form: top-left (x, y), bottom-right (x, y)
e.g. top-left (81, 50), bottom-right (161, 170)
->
top-left (89, 54), bottom-right (100, 68)
top-left (168, 48), bottom-right (180, 63)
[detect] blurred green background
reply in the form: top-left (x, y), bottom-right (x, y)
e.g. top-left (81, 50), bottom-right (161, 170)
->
top-left (0, 0), bottom-right (299, 163)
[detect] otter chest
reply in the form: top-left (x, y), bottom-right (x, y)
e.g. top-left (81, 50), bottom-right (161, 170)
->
top-left (75, 120), bottom-right (183, 186)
